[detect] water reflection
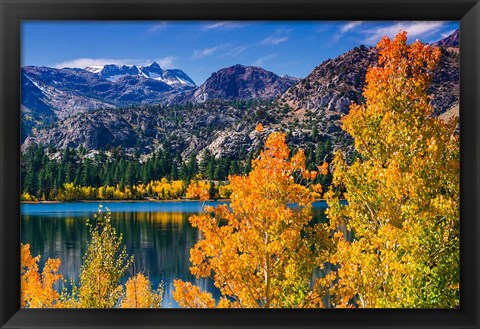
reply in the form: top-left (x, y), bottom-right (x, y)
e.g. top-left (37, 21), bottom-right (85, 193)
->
top-left (21, 201), bottom-right (332, 308)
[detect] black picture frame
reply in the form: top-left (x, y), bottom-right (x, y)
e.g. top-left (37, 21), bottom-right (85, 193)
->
top-left (1, 0), bottom-right (479, 328)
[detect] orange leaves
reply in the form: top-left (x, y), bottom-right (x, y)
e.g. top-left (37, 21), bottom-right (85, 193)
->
top-left (301, 169), bottom-right (318, 181)
top-left (173, 280), bottom-right (216, 308)
top-left (21, 243), bottom-right (42, 308)
top-left (319, 162), bottom-right (329, 176)
top-left (311, 184), bottom-right (323, 196)
top-left (21, 244), bottom-right (63, 308)
top-left (257, 132), bottom-right (291, 166)
top-left (22, 208), bottom-right (167, 309)
top-left (186, 180), bottom-right (211, 201)
top-left (173, 132), bottom-right (329, 308)
top-left (343, 31), bottom-right (443, 164)
top-left (120, 273), bottom-right (163, 308)
top-left (326, 31), bottom-right (459, 308)
top-left (41, 258), bottom-right (63, 304)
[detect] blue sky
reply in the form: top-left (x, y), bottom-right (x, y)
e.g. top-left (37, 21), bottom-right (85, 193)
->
top-left (22, 21), bottom-right (459, 85)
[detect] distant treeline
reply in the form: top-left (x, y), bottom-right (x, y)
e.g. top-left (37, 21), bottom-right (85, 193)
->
top-left (21, 135), bottom-right (332, 201)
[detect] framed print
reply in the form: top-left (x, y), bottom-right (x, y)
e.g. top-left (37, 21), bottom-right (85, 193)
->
top-left (1, 0), bottom-right (479, 328)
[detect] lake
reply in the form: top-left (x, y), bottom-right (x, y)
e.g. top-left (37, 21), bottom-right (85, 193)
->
top-left (21, 200), bottom-right (331, 307)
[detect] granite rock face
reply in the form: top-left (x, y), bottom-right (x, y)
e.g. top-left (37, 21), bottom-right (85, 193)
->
top-left (260, 37), bottom-right (459, 158)
top-left (22, 31), bottom-right (459, 161)
top-left (432, 29), bottom-right (459, 47)
top-left (192, 64), bottom-right (299, 103)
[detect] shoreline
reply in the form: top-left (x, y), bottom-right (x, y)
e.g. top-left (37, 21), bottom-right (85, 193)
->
top-left (21, 198), bottom-right (338, 204)
top-left (21, 199), bottom-right (231, 204)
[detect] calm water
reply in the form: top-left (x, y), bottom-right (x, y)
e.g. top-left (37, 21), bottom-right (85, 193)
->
top-left (21, 200), bottom-right (330, 307)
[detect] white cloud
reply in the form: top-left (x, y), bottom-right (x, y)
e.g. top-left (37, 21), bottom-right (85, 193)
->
top-left (441, 29), bottom-right (457, 38)
top-left (225, 45), bottom-right (248, 57)
top-left (252, 54), bottom-right (277, 67)
top-left (260, 28), bottom-right (291, 46)
top-left (332, 21), bottom-right (364, 43)
top-left (146, 22), bottom-right (168, 33)
top-left (154, 56), bottom-right (176, 69)
top-left (362, 21), bottom-right (445, 45)
top-left (203, 21), bottom-right (243, 31)
top-left (55, 56), bottom-right (177, 69)
top-left (260, 36), bottom-right (288, 46)
top-left (192, 44), bottom-right (226, 59)
top-left (340, 21), bottom-right (364, 33)
top-left (54, 58), bottom-right (140, 69)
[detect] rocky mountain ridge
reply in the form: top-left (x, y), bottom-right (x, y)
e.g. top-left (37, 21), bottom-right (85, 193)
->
top-left (22, 30), bottom-right (460, 162)
top-left (85, 62), bottom-right (196, 87)
top-left (201, 31), bottom-right (460, 161)
top-left (273, 40), bottom-right (459, 149)
top-left (192, 64), bottom-right (299, 103)
top-left (21, 63), bottom-right (296, 141)
top-left (433, 29), bottom-right (459, 47)
top-left (22, 100), bottom-right (260, 160)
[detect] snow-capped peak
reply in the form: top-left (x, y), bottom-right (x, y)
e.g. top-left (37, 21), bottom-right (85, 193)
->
top-left (140, 62), bottom-right (164, 80)
top-left (84, 66), bottom-right (104, 74)
top-left (144, 61), bottom-right (162, 69)
top-left (83, 62), bottom-right (196, 87)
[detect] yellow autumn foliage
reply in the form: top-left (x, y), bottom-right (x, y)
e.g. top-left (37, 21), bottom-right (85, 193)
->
top-left (120, 273), bottom-right (163, 308)
top-left (322, 31), bottom-right (459, 308)
top-left (173, 132), bottom-right (330, 308)
top-left (185, 180), bottom-right (211, 201)
top-left (20, 244), bottom-right (63, 308)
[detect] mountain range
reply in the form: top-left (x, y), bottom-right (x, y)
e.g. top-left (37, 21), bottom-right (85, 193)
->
top-left (21, 61), bottom-right (298, 142)
top-left (21, 30), bottom-right (460, 161)
top-left (433, 29), bottom-right (459, 47)
top-left (84, 62), bottom-right (196, 86)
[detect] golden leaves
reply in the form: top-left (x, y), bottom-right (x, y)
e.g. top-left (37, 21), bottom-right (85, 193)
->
top-left (319, 162), bottom-right (329, 176)
top-left (21, 31), bottom-right (458, 309)
top-left (77, 207), bottom-right (134, 308)
top-left (120, 273), bottom-right (163, 308)
top-left (61, 179), bottom-right (185, 201)
top-left (173, 280), bottom-right (216, 308)
top-left (325, 31), bottom-right (459, 308)
top-left (22, 207), bottom-right (165, 309)
top-left (20, 244), bottom-right (63, 308)
top-left (173, 132), bottom-right (329, 308)
top-left (186, 180), bottom-right (211, 201)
